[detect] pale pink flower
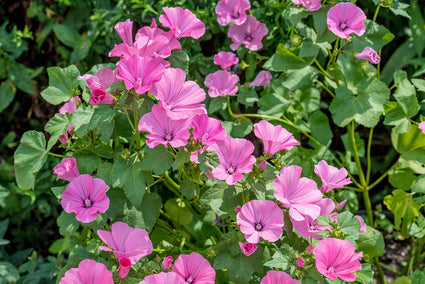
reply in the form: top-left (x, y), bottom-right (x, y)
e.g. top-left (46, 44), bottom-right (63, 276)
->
top-left (213, 51), bottom-right (239, 70)
top-left (297, 0), bottom-right (321, 11)
top-left (260, 270), bottom-right (301, 284)
top-left (151, 68), bottom-right (206, 119)
top-left (140, 272), bottom-right (186, 284)
top-left (59, 97), bottom-right (81, 114)
top-left (355, 215), bottom-right (366, 233)
top-left (204, 70), bottom-right (239, 98)
top-left (192, 114), bottom-right (227, 146)
top-left (59, 125), bottom-right (74, 145)
top-left (249, 71), bottom-right (272, 87)
top-left (61, 174), bottom-right (110, 223)
top-left (172, 252), bottom-right (216, 284)
top-left (237, 200), bottom-right (284, 244)
top-left (355, 47), bottom-right (380, 64)
top-left (306, 243), bottom-right (313, 254)
top-left (336, 200), bottom-right (347, 210)
top-left (162, 256), bottom-right (173, 271)
top-left (115, 19), bottom-right (134, 46)
top-left (135, 23), bottom-right (181, 58)
top-left (215, 0), bottom-right (251, 26)
top-left (116, 55), bottom-right (167, 94)
top-left (296, 257), bottom-right (305, 268)
top-left (53, 157), bottom-right (80, 182)
top-left (97, 222), bottom-right (153, 265)
top-left (314, 160), bottom-right (351, 193)
top-left (254, 120), bottom-right (300, 156)
top-left (239, 242), bottom-right (258, 256)
top-left (228, 16), bottom-right (268, 51)
top-left (327, 2), bottom-right (366, 39)
top-left (138, 105), bottom-right (192, 148)
top-left (313, 238), bottom-right (362, 282)
top-left (118, 258), bottom-right (131, 279)
top-left (159, 7), bottom-right (205, 39)
top-left (89, 86), bottom-right (115, 105)
top-left (78, 66), bottom-right (119, 90)
top-left (273, 165), bottom-right (323, 221)
top-left (209, 137), bottom-right (256, 185)
top-left (59, 259), bottom-right (114, 284)
top-left (419, 122), bottom-right (425, 134)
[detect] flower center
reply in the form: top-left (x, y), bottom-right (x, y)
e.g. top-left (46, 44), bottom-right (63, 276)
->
top-left (227, 166), bottom-right (236, 175)
top-left (339, 22), bottom-right (347, 31)
top-left (232, 11), bottom-right (240, 19)
top-left (164, 133), bottom-right (173, 141)
top-left (84, 199), bottom-right (92, 208)
top-left (185, 276), bottom-right (194, 283)
top-left (255, 223), bottom-right (263, 231)
top-left (245, 34), bottom-right (253, 42)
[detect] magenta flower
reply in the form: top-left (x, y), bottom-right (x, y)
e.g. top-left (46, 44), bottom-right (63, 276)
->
top-left (162, 256), bottom-right (173, 271)
top-left (239, 242), bottom-right (258, 256)
top-left (355, 47), bottom-right (381, 64)
top-left (172, 252), bottom-right (216, 284)
top-left (215, 0), bottom-right (251, 26)
top-left (419, 121), bottom-right (425, 134)
top-left (97, 222), bottom-right (153, 264)
top-left (116, 55), bottom-right (167, 94)
top-left (138, 105), bottom-right (192, 148)
top-left (355, 215), bottom-right (366, 233)
top-left (192, 114), bottom-right (227, 146)
top-left (237, 200), bottom-right (284, 244)
top-left (89, 86), bottom-right (115, 105)
top-left (228, 16), bottom-right (268, 51)
top-left (313, 238), bottom-right (363, 282)
top-left (79, 66), bottom-right (119, 90)
top-left (118, 258), bottom-right (131, 279)
top-left (59, 97), bottom-right (81, 114)
top-left (249, 71), bottom-right (272, 88)
top-left (59, 259), bottom-right (113, 284)
top-left (296, 257), bottom-right (305, 268)
top-left (59, 125), bottom-right (74, 145)
top-left (327, 2), bottom-right (366, 39)
top-left (209, 137), bottom-right (256, 185)
top-left (204, 70), bottom-right (239, 98)
top-left (273, 165), bottom-right (323, 221)
top-left (135, 23), bottom-right (181, 58)
top-left (53, 157), bottom-right (80, 182)
top-left (336, 200), bottom-right (347, 210)
top-left (151, 68), bottom-right (206, 119)
top-left (115, 19), bottom-right (134, 46)
top-left (159, 7), bottom-right (205, 39)
top-left (296, 0), bottom-right (321, 11)
top-left (260, 270), bottom-right (300, 284)
top-left (140, 272), bottom-right (186, 284)
top-left (213, 51), bottom-right (239, 70)
top-left (254, 120), bottom-right (300, 156)
top-left (314, 160), bottom-right (351, 193)
top-left (61, 174), bottom-right (110, 223)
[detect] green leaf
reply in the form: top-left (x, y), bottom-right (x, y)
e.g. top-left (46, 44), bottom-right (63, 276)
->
top-left (57, 211), bottom-right (79, 237)
top-left (409, 0), bottom-right (425, 56)
top-left (412, 175), bottom-right (425, 193)
top-left (279, 66), bottom-right (317, 91)
top-left (53, 23), bottom-right (83, 47)
top-left (392, 125), bottom-right (425, 163)
top-left (393, 71), bottom-right (419, 117)
top-left (389, 167), bottom-right (416, 190)
top-left (222, 120), bottom-right (253, 138)
top-left (337, 211), bottom-right (361, 240)
top-left (237, 88), bottom-right (258, 107)
top-left (309, 111), bottom-right (333, 146)
top-left (140, 145), bottom-right (174, 175)
top-left (96, 162), bottom-right (114, 185)
top-left (73, 150), bottom-right (101, 174)
top-left (200, 181), bottom-right (240, 218)
top-left (179, 180), bottom-right (198, 199)
top-left (258, 80), bottom-right (290, 117)
top-left (356, 226), bottom-right (385, 257)
top-left (0, 219), bottom-right (8, 239)
top-left (264, 43), bottom-right (316, 71)
top-left (350, 20), bottom-right (394, 52)
top-left (412, 78), bottom-right (425, 92)
top-left (51, 186), bottom-right (66, 200)
top-left (71, 106), bottom-right (95, 137)
top-left (45, 113), bottom-right (71, 148)
top-left (0, 80), bottom-right (16, 113)
top-left (14, 131), bottom-right (50, 189)
top-left (381, 40), bottom-right (416, 85)
top-left (264, 247), bottom-right (291, 270)
top-left (408, 215), bottom-right (425, 238)
top-left (412, 268), bottom-right (425, 284)
top-left (173, 150), bottom-right (190, 170)
top-left (90, 104), bottom-right (117, 143)
top-left (169, 50), bottom-right (189, 74)
top-left (41, 65), bottom-right (80, 105)
top-left (49, 237), bottom-right (71, 254)
top-left (9, 62), bottom-right (36, 95)
top-left (389, 1), bottom-right (411, 19)
top-left (383, 102), bottom-right (411, 134)
top-left (329, 78), bottom-right (389, 128)
top-left (70, 39), bottom-right (91, 63)
top-left (164, 198), bottom-right (194, 226)
top-left (334, 53), bottom-right (376, 92)
top-left (0, 262), bottom-right (19, 283)
top-left (384, 189), bottom-right (421, 237)
top-left (393, 276), bottom-right (412, 284)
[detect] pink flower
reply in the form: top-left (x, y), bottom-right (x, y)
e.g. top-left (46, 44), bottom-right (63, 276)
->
top-left (239, 242), bottom-right (258, 256)
top-left (313, 238), bottom-right (362, 282)
top-left (235, 205), bottom-right (242, 214)
top-left (192, 114), bottom-right (227, 146)
top-left (209, 137), bottom-right (256, 185)
top-left (118, 258), bottom-right (131, 279)
top-left (213, 51), bottom-right (239, 70)
top-left (61, 174), bottom-right (110, 223)
top-left (419, 122), bottom-right (425, 134)
top-left (296, 0), bottom-right (321, 11)
top-left (204, 70), bottom-right (239, 98)
top-left (215, 0), bottom-right (251, 26)
top-left (135, 24), bottom-right (181, 58)
top-left (259, 160), bottom-right (266, 170)
top-left (314, 160), bottom-right (351, 193)
top-left (237, 200), bottom-right (284, 244)
top-left (89, 86), bottom-right (115, 105)
top-left (59, 97), bottom-right (81, 114)
top-left (116, 55), bottom-right (167, 94)
top-left (140, 272), bottom-right (186, 284)
top-left (79, 67), bottom-right (120, 90)
top-left (97, 222), bottom-right (153, 265)
top-left (306, 243), bottom-right (313, 254)
top-left (355, 47), bottom-right (380, 64)
top-left (159, 7), bottom-right (205, 39)
top-left (53, 157), bottom-right (80, 182)
top-left (260, 270), bottom-right (301, 284)
top-left (59, 259), bottom-right (114, 284)
top-left (336, 200), bottom-right (347, 210)
top-left (273, 165), bottom-right (323, 221)
top-left (327, 2), bottom-right (366, 39)
top-left (59, 125), bottom-right (74, 145)
top-left (115, 19), bottom-right (134, 46)
top-left (138, 105), bottom-right (192, 148)
top-left (228, 16), bottom-right (268, 51)
top-left (151, 68), bottom-right (206, 119)
top-left (172, 252), bottom-right (216, 284)
top-left (249, 71), bottom-right (272, 87)
top-left (355, 215), bottom-right (366, 233)
top-left (162, 256), bottom-right (173, 271)
top-left (292, 216), bottom-right (331, 240)
top-left (296, 257), bottom-right (305, 268)
top-left (254, 120), bottom-right (300, 156)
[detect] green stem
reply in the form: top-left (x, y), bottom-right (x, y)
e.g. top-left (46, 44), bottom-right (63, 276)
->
top-left (366, 128), bottom-right (374, 184)
top-left (317, 81), bottom-right (335, 98)
top-left (133, 110), bottom-right (141, 150)
top-left (227, 95), bottom-right (238, 119)
top-left (362, 189), bottom-right (374, 226)
top-left (163, 172), bottom-right (197, 215)
top-left (314, 59), bottom-right (334, 81)
top-left (377, 49), bottom-right (382, 80)
top-left (123, 109), bottom-right (135, 131)
top-left (373, 3), bottom-right (381, 22)
top-left (367, 159), bottom-right (399, 191)
top-left (48, 152), bottom-right (66, 158)
top-left (403, 238), bottom-right (417, 276)
top-left (374, 258), bottom-right (388, 284)
top-left (344, 185), bottom-right (363, 192)
top-left (348, 121), bottom-right (367, 187)
top-left (160, 209), bottom-right (199, 243)
top-left (380, 262), bottom-right (402, 276)
top-left (334, 159), bottom-right (363, 189)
